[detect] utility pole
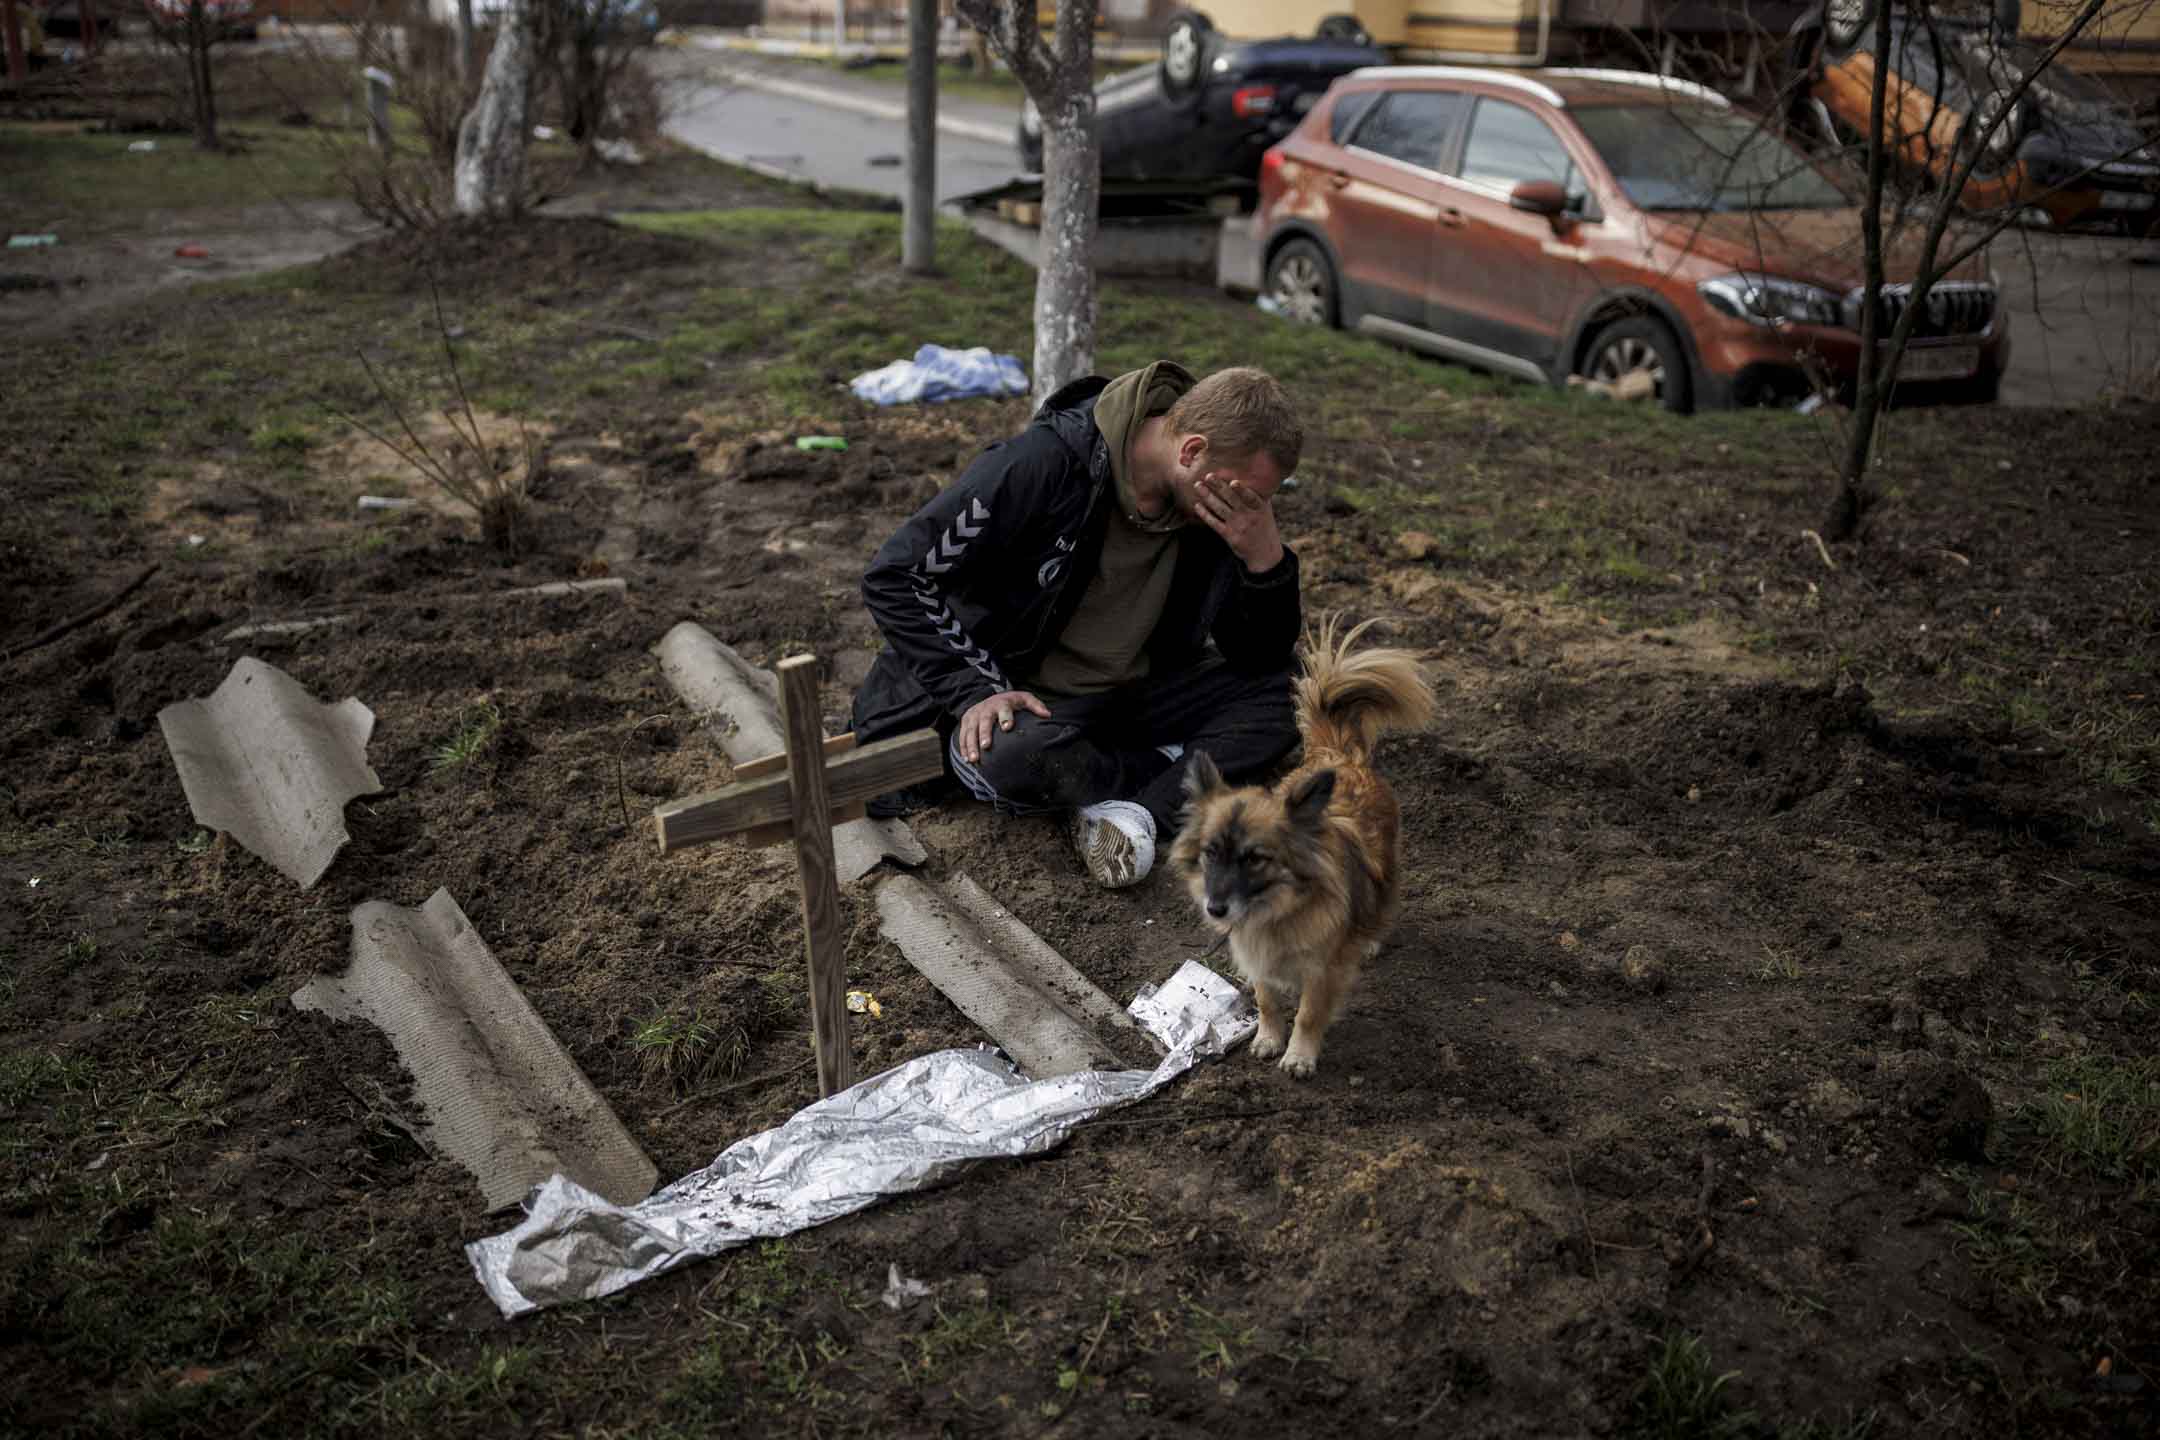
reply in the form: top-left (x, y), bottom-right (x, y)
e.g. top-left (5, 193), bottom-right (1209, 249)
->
top-left (904, 0), bottom-right (937, 272)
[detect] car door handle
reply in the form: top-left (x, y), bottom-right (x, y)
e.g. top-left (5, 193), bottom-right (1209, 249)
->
top-left (1438, 207), bottom-right (1466, 227)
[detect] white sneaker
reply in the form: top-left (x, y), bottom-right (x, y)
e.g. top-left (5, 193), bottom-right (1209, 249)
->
top-left (1071, 800), bottom-right (1156, 889)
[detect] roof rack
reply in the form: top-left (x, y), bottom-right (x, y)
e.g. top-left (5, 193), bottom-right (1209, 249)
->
top-left (1350, 65), bottom-right (1564, 107)
top-left (1538, 67), bottom-right (1732, 107)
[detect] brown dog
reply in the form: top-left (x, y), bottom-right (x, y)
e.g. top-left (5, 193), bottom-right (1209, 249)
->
top-left (1169, 617), bottom-right (1435, 1078)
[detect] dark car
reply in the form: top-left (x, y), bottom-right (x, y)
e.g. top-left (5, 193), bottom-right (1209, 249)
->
top-left (1794, 0), bottom-right (2158, 234)
top-left (1017, 8), bottom-right (1385, 193)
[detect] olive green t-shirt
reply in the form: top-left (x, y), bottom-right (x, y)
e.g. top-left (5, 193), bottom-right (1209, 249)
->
top-left (1025, 361), bottom-right (1195, 697)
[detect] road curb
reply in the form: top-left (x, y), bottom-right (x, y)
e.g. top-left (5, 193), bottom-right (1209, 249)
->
top-left (682, 37), bottom-right (1016, 148)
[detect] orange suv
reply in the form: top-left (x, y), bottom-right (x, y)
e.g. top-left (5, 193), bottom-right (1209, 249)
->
top-left (1254, 66), bottom-right (2012, 410)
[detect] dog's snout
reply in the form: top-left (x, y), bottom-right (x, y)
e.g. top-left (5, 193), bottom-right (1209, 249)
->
top-left (1205, 900), bottom-right (1229, 920)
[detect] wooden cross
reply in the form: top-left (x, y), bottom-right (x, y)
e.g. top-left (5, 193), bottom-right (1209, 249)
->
top-left (653, 654), bottom-right (945, 1097)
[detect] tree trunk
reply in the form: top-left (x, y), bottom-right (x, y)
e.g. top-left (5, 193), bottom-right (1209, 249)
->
top-left (1033, 80), bottom-right (1098, 403)
top-left (1824, 0), bottom-right (1898, 543)
top-left (191, 14), bottom-right (219, 151)
top-left (454, 0), bottom-right (535, 219)
top-left (956, 0), bottom-right (1100, 402)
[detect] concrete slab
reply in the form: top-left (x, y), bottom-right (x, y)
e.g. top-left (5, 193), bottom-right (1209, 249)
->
top-left (157, 656), bottom-right (382, 889)
top-left (293, 888), bottom-right (659, 1212)
top-left (876, 872), bottom-right (1133, 1079)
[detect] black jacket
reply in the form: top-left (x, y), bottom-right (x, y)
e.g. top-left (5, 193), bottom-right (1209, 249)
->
top-left (850, 376), bottom-right (1302, 744)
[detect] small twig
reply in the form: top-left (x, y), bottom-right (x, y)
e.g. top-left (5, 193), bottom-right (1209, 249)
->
top-left (614, 713), bottom-right (677, 831)
top-left (652, 1056), bottom-right (814, 1120)
top-left (1927, 548), bottom-right (1971, 568)
top-left (3, 563), bottom-right (159, 662)
top-left (1566, 1148), bottom-right (1602, 1288)
top-left (1667, 1151), bottom-right (1718, 1279)
top-left (1800, 529), bottom-right (1838, 572)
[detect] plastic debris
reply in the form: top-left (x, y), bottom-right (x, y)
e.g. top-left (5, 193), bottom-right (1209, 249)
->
top-left (882, 1264), bottom-right (932, 1310)
top-left (846, 989), bottom-right (883, 1018)
top-left (1255, 294), bottom-right (1286, 317)
top-left (186, 534), bottom-right (207, 547)
top-left (174, 244), bottom-right (209, 259)
top-left (534, 124), bottom-right (558, 140)
top-left (466, 960), bottom-right (1255, 1316)
top-left (594, 138), bottom-right (644, 166)
top-left (795, 436), bottom-right (849, 452)
top-left (357, 495), bottom-right (419, 510)
top-left (850, 344), bottom-right (1029, 406)
top-left (128, 140), bottom-right (159, 153)
top-left (7, 235), bottom-right (58, 249)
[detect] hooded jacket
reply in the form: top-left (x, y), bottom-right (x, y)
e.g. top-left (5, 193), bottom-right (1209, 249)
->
top-left (849, 374), bottom-right (1302, 745)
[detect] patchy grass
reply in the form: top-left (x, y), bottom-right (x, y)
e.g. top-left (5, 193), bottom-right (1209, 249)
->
top-left (2029, 1055), bottom-right (2160, 1187)
top-left (0, 123), bottom-right (349, 232)
top-left (430, 700), bottom-right (504, 775)
top-left (1624, 1332), bottom-right (1758, 1440)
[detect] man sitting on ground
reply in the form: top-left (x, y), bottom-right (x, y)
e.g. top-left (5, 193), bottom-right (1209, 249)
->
top-left (849, 362), bottom-right (1304, 888)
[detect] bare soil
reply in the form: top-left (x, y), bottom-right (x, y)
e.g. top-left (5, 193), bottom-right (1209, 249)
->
top-left (2, 214), bottom-right (2156, 1439)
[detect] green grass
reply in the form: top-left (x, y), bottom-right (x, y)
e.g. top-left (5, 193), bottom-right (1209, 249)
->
top-left (430, 701), bottom-right (503, 775)
top-left (1623, 1332), bottom-right (1757, 1440)
top-left (2028, 1055), bottom-right (2160, 1187)
top-left (0, 123), bottom-right (350, 232)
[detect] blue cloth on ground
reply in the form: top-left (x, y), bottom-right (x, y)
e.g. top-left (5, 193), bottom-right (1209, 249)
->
top-left (850, 345), bottom-right (1030, 406)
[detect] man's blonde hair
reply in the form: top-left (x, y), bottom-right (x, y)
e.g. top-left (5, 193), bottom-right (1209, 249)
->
top-left (1165, 367), bottom-right (1303, 477)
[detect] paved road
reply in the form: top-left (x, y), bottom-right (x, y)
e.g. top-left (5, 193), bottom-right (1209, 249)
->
top-left (662, 49), bottom-right (1024, 207)
top-left (1984, 230), bottom-right (2160, 406)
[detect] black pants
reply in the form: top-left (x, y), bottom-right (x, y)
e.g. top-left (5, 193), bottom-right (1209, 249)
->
top-left (944, 657), bottom-right (1297, 836)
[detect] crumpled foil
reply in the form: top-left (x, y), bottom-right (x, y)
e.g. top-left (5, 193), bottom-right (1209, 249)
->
top-left (466, 960), bottom-right (1255, 1317)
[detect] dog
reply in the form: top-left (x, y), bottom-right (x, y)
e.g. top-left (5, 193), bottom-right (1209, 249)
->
top-left (1169, 616), bottom-right (1435, 1079)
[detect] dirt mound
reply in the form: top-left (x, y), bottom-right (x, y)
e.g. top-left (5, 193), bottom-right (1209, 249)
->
top-left (316, 216), bottom-right (708, 298)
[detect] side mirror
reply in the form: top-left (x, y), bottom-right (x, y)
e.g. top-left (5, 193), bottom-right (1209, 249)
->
top-left (1509, 179), bottom-right (1569, 222)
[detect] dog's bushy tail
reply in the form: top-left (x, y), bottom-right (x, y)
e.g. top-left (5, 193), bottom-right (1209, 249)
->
top-left (1293, 614), bottom-right (1436, 762)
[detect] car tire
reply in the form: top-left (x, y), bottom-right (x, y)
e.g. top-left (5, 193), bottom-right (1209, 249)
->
top-left (1266, 238), bottom-right (1338, 329)
top-left (1161, 9), bottom-right (1216, 106)
top-left (1824, 0), bottom-right (1878, 53)
top-left (1315, 13), bottom-right (1371, 45)
top-left (1582, 315), bottom-right (1693, 414)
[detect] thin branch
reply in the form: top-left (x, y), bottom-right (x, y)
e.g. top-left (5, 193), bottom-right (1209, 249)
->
top-left (2, 565), bottom-right (161, 663)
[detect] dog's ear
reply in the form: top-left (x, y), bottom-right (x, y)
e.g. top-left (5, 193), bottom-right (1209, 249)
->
top-left (1286, 769), bottom-right (1336, 830)
top-left (1183, 750), bottom-right (1226, 804)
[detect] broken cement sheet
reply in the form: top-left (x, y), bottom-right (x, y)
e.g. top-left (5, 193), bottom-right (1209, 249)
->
top-left (157, 655), bottom-right (382, 889)
top-left (654, 621), bottom-right (926, 882)
top-left (293, 888), bottom-right (658, 1212)
top-left (467, 960), bottom-right (1255, 1318)
top-left (877, 871), bottom-right (1154, 1079)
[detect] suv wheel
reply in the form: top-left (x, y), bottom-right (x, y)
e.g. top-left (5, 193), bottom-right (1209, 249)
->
top-left (1583, 315), bottom-right (1693, 413)
top-left (1825, 0), bottom-right (1877, 52)
top-left (1267, 239), bottom-right (1337, 328)
top-left (1161, 10), bottom-right (1215, 103)
top-left (1315, 13), bottom-right (1371, 45)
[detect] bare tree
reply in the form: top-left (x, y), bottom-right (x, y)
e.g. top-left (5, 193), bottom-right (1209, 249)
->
top-left (955, 0), bottom-right (1100, 402)
top-left (1824, 0), bottom-right (2131, 539)
top-left (455, 0), bottom-right (538, 217)
top-left (150, 0), bottom-right (237, 150)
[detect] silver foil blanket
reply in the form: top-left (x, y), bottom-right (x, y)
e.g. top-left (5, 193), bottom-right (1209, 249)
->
top-left (467, 961), bottom-right (1256, 1317)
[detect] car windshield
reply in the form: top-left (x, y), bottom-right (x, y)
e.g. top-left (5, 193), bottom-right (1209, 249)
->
top-left (1572, 105), bottom-right (1850, 212)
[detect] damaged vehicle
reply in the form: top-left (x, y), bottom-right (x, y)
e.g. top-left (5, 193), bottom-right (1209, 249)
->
top-left (1017, 8), bottom-right (1385, 195)
top-left (1794, 0), bottom-right (2160, 234)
